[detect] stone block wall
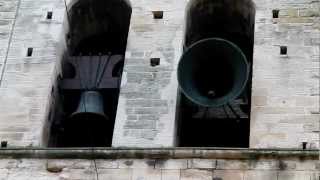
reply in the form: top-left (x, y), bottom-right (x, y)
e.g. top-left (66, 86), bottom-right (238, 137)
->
top-left (112, 0), bottom-right (186, 147)
top-left (0, 0), bottom-right (319, 179)
top-left (0, 0), bottom-right (65, 147)
top-left (0, 0), bottom-right (318, 150)
top-left (0, 149), bottom-right (318, 180)
top-left (114, 0), bottom-right (320, 148)
top-left (250, 0), bottom-right (320, 149)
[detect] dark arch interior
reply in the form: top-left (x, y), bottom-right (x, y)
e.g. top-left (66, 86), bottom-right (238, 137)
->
top-left (185, 0), bottom-right (255, 60)
top-left (46, 0), bottom-right (132, 147)
top-left (177, 0), bottom-right (255, 147)
top-left (69, 0), bottom-right (132, 55)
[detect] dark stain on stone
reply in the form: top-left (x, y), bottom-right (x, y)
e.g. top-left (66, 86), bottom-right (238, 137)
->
top-left (155, 159), bottom-right (167, 168)
top-left (134, 151), bottom-right (145, 159)
top-left (146, 160), bottom-right (156, 167)
top-left (124, 160), bottom-right (133, 166)
top-left (248, 160), bottom-right (257, 169)
top-left (46, 161), bottom-right (64, 173)
top-left (279, 160), bottom-right (287, 170)
top-left (0, 32), bottom-right (8, 37)
top-left (133, 24), bottom-right (154, 33)
top-left (0, 20), bottom-right (10, 26)
top-left (213, 178), bottom-right (223, 180)
top-left (46, 166), bottom-right (63, 173)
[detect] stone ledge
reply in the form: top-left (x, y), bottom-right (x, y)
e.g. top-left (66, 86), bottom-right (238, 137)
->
top-left (0, 148), bottom-right (318, 160)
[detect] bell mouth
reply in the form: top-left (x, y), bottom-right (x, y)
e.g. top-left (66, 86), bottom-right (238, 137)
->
top-left (64, 113), bottom-right (111, 147)
top-left (69, 112), bottom-right (109, 122)
top-left (68, 90), bottom-right (109, 122)
top-left (67, 113), bottom-right (109, 132)
top-left (178, 38), bottom-right (249, 107)
top-left (193, 51), bottom-right (235, 99)
top-left (67, 113), bottom-right (109, 135)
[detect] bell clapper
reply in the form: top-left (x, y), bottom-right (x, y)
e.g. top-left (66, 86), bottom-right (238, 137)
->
top-left (207, 90), bottom-right (216, 98)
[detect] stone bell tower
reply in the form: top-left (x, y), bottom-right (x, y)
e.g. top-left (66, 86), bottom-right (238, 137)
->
top-left (0, 0), bottom-right (318, 179)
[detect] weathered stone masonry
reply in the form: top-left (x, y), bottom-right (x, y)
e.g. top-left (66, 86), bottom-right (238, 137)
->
top-left (250, 0), bottom-right (320, 149)
top-left (0, 149), bottom-right (319, 180)
top-left (112, 0), bottom-right (185, 147)
top-left (0, 0), bottom-right (319, 179)
top-left (0, 0), bottom-right (318, 149)
top-left (112, 0), bottom-right (320, 148)
top-left (0, 0), bottom-right (66, 147)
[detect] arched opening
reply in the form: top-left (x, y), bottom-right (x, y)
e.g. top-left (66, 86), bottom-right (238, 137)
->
top-left (177, 0), bottom-right (255, 147)
top-left (68, 0), bottom-right (131, 55)
top-left (45, 0), bottom-right (132, 147)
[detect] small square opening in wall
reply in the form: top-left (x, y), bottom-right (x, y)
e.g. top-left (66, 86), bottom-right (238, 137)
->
top-left (150, 58), bottom-right (160, 66)
top-left (280, 46), bottom-right (287, 55)
top-left (272, 9), bottom-right (280, 18)
top-left (47, 11), bottom-right (53, 19)
top-left (1, 141), bottom-right (7, 148)
top-left (302, 142), bottom-right (308, 150)
top-left (152, 11), bottom-right (163, 19)
top-left (27, 47), bottom-right (33, 57)
top-left (66, 33), bottom-right (71, 40)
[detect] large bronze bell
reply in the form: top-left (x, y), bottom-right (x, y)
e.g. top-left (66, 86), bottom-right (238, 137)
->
top-left (178, 38), bottom-right (249, 107)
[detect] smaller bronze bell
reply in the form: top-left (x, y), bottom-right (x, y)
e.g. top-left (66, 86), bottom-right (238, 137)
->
top-left (70, 91), bottom-right (108, 121)
top-left (65, 91), bottom-right (109, 147)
